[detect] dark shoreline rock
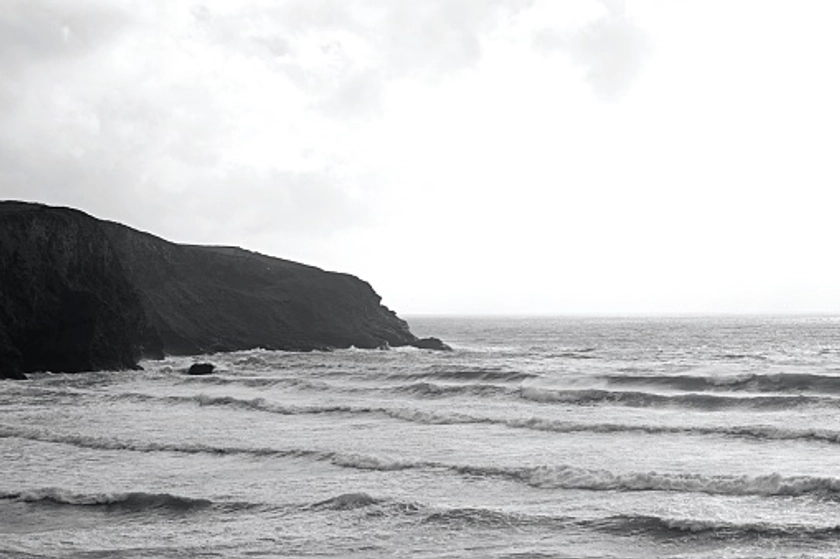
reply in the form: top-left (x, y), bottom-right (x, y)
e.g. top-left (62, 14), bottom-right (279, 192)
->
top-left (186, 363), bottom-right (215, 376)
top-left (411, 337), bottom-right (452, 351)
top-left (1, 368), bottom-right (27, 380)
top-left (0, 201), bottom-right (448, 374)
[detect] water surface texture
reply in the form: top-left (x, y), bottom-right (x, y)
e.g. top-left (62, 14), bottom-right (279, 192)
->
top-left (4, 316), bottom-right (840, 558)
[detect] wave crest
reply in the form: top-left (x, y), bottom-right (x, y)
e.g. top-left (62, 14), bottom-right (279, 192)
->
top-left (7, 425), bottom-right (840, 500)
top-left (0, 488), bottom-right (212, 512)
top-left (392, 367), bottom-right (537, 382)
top-left (604, 372), bottom-right (840, 394)
top-left (590, 514), bottom-right (840, 539)
top-left (518, 387), bottom-right (827, 409)
top-left (391, 382), bottom-right (514, 398)
top-left (503, 465), bottom-right (840, 498)
top-left (310, 492), bottom-right (382, 510)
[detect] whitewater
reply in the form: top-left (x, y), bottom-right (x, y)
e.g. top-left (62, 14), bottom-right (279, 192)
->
top-left (4, 316), bottom-right (840, 558)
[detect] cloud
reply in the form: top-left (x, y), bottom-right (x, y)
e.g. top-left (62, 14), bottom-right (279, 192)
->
top-left (0, 0), bottom-right (130, 70)
top-left (189, 0), bottom-right (535, 117)
top-left (0, 0), bottom-right (643, 252)
top-left (0, 0), bottom-right (545, 241)
top-left (534, 0), bottom-right (650, 101)
top-left (0, 0), bottom-right (131, 113)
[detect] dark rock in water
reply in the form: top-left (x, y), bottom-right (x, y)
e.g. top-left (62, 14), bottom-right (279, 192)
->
top-left (186, 363), bottom-right (215, 375)
top-left (412, 337), bottom-right (452, 351)
top-left (0, 201), bottom-right (448, 373)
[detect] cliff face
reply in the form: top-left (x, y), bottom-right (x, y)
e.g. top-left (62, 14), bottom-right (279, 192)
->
top-left (99, 222), bottom-right (417, 354)
top-left (0, 203), bottom-right (162, 378)
top-left (0, 201), bottom-right (435, 378)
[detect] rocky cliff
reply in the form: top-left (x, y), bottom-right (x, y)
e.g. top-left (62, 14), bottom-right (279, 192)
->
top-left (0, 203), bottom-right (161, 378)
top-left (0, 202), bottom-right (445, 379)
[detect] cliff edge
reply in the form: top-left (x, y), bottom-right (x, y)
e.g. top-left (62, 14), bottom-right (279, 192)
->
top-left (0, 202), bottom-right (445, 379)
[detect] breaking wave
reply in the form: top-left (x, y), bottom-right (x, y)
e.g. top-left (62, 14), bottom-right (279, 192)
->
top-left (164, 379), bottom-right (840, 412)
top-left (423, 508), bottom-right (840, 539)
top-left (0, 423), bottom-right (338, 461)
top-left (11, 397), bottom-right (840, 452)
top-left (0, 488), bottom-right (213, 513)
top-left (518, 387), bottom-right (831, 409)
top-left (6, 423), bottom-right (840, 499)
top-left (603, 372), bottom-right (840, 394)
top-left (298, 455), bottom-right (840, 500)
top-left (448, 464), bottom-right (840, 498)
top-left (390, 367), bottom-right (537, 382)
top-left (104, 379), bottom-right (840, 413)
top-left (302, 495), bottom-right (840, 540)
top-left (389, 381), bottom-right (514, 398)
top-left (179, 376), bottom-right (333, 391)
top-left (309, 492), bottom-right (384, 511)
top-left (105, 392), bottom-right (382, 416)
top-left (421, 507), bottom-right (561, 528)
top-left (590, 514), bottom-right (840, 539)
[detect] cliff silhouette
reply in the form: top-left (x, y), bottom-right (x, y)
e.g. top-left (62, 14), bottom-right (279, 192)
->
top-left (0, 202), bottom-right (446, 379)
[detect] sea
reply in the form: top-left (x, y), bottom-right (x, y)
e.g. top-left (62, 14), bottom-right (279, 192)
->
top-left (4, 315), bottom-right (840, 559)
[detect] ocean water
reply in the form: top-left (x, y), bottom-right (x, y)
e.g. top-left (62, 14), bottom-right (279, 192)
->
top-left (4, 316), bottom-right (840, 558)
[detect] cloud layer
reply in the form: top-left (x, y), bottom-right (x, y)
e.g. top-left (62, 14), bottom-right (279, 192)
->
top-left (1, 0), bottom-right (649, 240)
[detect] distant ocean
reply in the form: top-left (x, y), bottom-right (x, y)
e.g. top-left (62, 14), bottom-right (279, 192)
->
top-left (5, 316), bottom-right (840, 559)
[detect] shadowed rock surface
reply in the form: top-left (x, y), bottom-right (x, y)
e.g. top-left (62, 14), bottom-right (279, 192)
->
top-left (0, 201), bottom-right (445, 377)
top-left (413, 337), bottom-right (452, 351)
top-left (186, 363), bottom-right (215, 376)
top-left (0, 203), bottom-right (161, 378)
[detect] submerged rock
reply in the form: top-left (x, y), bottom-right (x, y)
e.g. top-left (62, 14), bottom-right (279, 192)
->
top-left (186, 363), bottom-right (215, 376)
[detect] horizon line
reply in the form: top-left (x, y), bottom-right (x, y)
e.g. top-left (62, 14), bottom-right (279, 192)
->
top-left (401, 311), bottom-right (840, 318)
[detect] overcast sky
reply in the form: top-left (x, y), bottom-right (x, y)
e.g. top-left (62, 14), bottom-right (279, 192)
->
top-left (2, 0), bottom-right (839, 315)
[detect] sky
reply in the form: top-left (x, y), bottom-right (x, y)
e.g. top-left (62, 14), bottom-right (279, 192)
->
top-left (1, 0), bottom-right (839, 315)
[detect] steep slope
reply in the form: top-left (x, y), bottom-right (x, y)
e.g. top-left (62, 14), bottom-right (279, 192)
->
top-left (100, 222), bottom-right (418, 353)
top-left (0, 203), bottom-right (162, 378)
top-left (0, 201), bottom-right (441, 378)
